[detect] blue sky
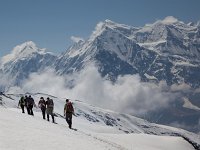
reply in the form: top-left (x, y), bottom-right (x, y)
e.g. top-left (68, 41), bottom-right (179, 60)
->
top-left (0, 0), bottom-right (200, 57)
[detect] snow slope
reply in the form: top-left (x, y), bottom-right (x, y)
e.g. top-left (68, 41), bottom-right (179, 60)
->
top-left (0, 93), bottom-right (199, 150)
top-left (0, 107), bottom-right (194, 150)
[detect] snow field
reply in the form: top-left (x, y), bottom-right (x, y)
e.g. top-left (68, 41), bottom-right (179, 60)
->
top-left (0, 107), bottom-right (194, 150)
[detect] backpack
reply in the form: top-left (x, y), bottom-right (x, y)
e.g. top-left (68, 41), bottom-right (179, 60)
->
top-left (66, 102), bottom-right (74, 113)
top-left (20, 97), bottom-right (25, 105)
top-left (47, 99), bottom-right (54, 108)
top-left (39, 100), bottom-right (46, 108)
top-left (29, 98), bottom-right (34, 105)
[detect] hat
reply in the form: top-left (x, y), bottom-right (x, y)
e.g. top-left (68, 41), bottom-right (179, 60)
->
top-left (40, 97), bottom-right (44, 99)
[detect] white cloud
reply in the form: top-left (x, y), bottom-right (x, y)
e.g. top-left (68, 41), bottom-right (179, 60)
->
top-left (89, 21), bottom-right (105, 41)
top-left (170, 83), bottom-right (192, 92)
top-left (8, 64), bottom-right (180, 116)
top-left (70, 36), bottom-right (84, 43)
top-left (21, 68), bottom-right (69, 97)
top-left (66, 65), bottom-right (177, 115)
top-left (161, 16), bottom-right (178, 24)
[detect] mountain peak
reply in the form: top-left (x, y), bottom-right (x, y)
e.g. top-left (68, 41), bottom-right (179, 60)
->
top-left (89, 19), bottom-right (132, 41)
top-left (104, 19), bottom-right (132, 29)
top-left (104, 19), bottom-right (115, 24)
top-left (22, 41), bottom-right (37, 47)
top-left (12, 41), bottom-right (40, 53)
top-left (1, 41), bottom-right (46, 65)
top-left (144, 16), bottom-right (180, 28)
top-left (140, 16), bottom-right (182, 34)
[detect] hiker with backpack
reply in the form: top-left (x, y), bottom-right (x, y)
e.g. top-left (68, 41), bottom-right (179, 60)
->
top-left (46, 97), bottom-right (55, 123)
top-left (38, 97), bottom-right (46, 120)
top-left (26, 95), bottom-right (36, 115)
top-left (64, 99), bottom-right (74, 129)
top-left (18, 96), bottom-right (26, 113)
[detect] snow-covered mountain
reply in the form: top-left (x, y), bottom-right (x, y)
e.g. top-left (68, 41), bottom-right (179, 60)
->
top-left (53, 17), bottom-right (200, 87)
top-left (1, 17), bottom-right (199, 88)
top-left (134, 16), bottom-right (200, 87)
top-left (0, 41), bottom-right (57, 90)
top-left (0, 92), bottom-right (199, 150)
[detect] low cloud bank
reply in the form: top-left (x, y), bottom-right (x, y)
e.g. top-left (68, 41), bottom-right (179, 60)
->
top-left (6, 64), bottom-right (189, 115)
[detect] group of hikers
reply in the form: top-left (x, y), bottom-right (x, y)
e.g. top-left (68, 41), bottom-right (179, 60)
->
top-left (18, 95), bottom-right (74, 129)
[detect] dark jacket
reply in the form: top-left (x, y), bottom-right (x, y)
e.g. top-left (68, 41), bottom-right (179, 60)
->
top-left (38, 99), bottom-right (46, 109)
top-left (27, 97), bottom-right (35, 106)
top-left (46, 99), bottom-right (54, 115)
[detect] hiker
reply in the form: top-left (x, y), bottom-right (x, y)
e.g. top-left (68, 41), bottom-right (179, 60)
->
top-left (38, 97), bottom-right (46, 119)
top-left (46, 97), bottom-right (55, 123)
top-left (18, 96), bottom-right (26, 113)
top-left (27, 95), bottom-right (36, 115)
top-left (64, 99), bottom-right (74, 129)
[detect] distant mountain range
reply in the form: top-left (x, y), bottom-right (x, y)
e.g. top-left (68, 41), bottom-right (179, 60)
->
top-left (0, 16), bottom-right (200, 133)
